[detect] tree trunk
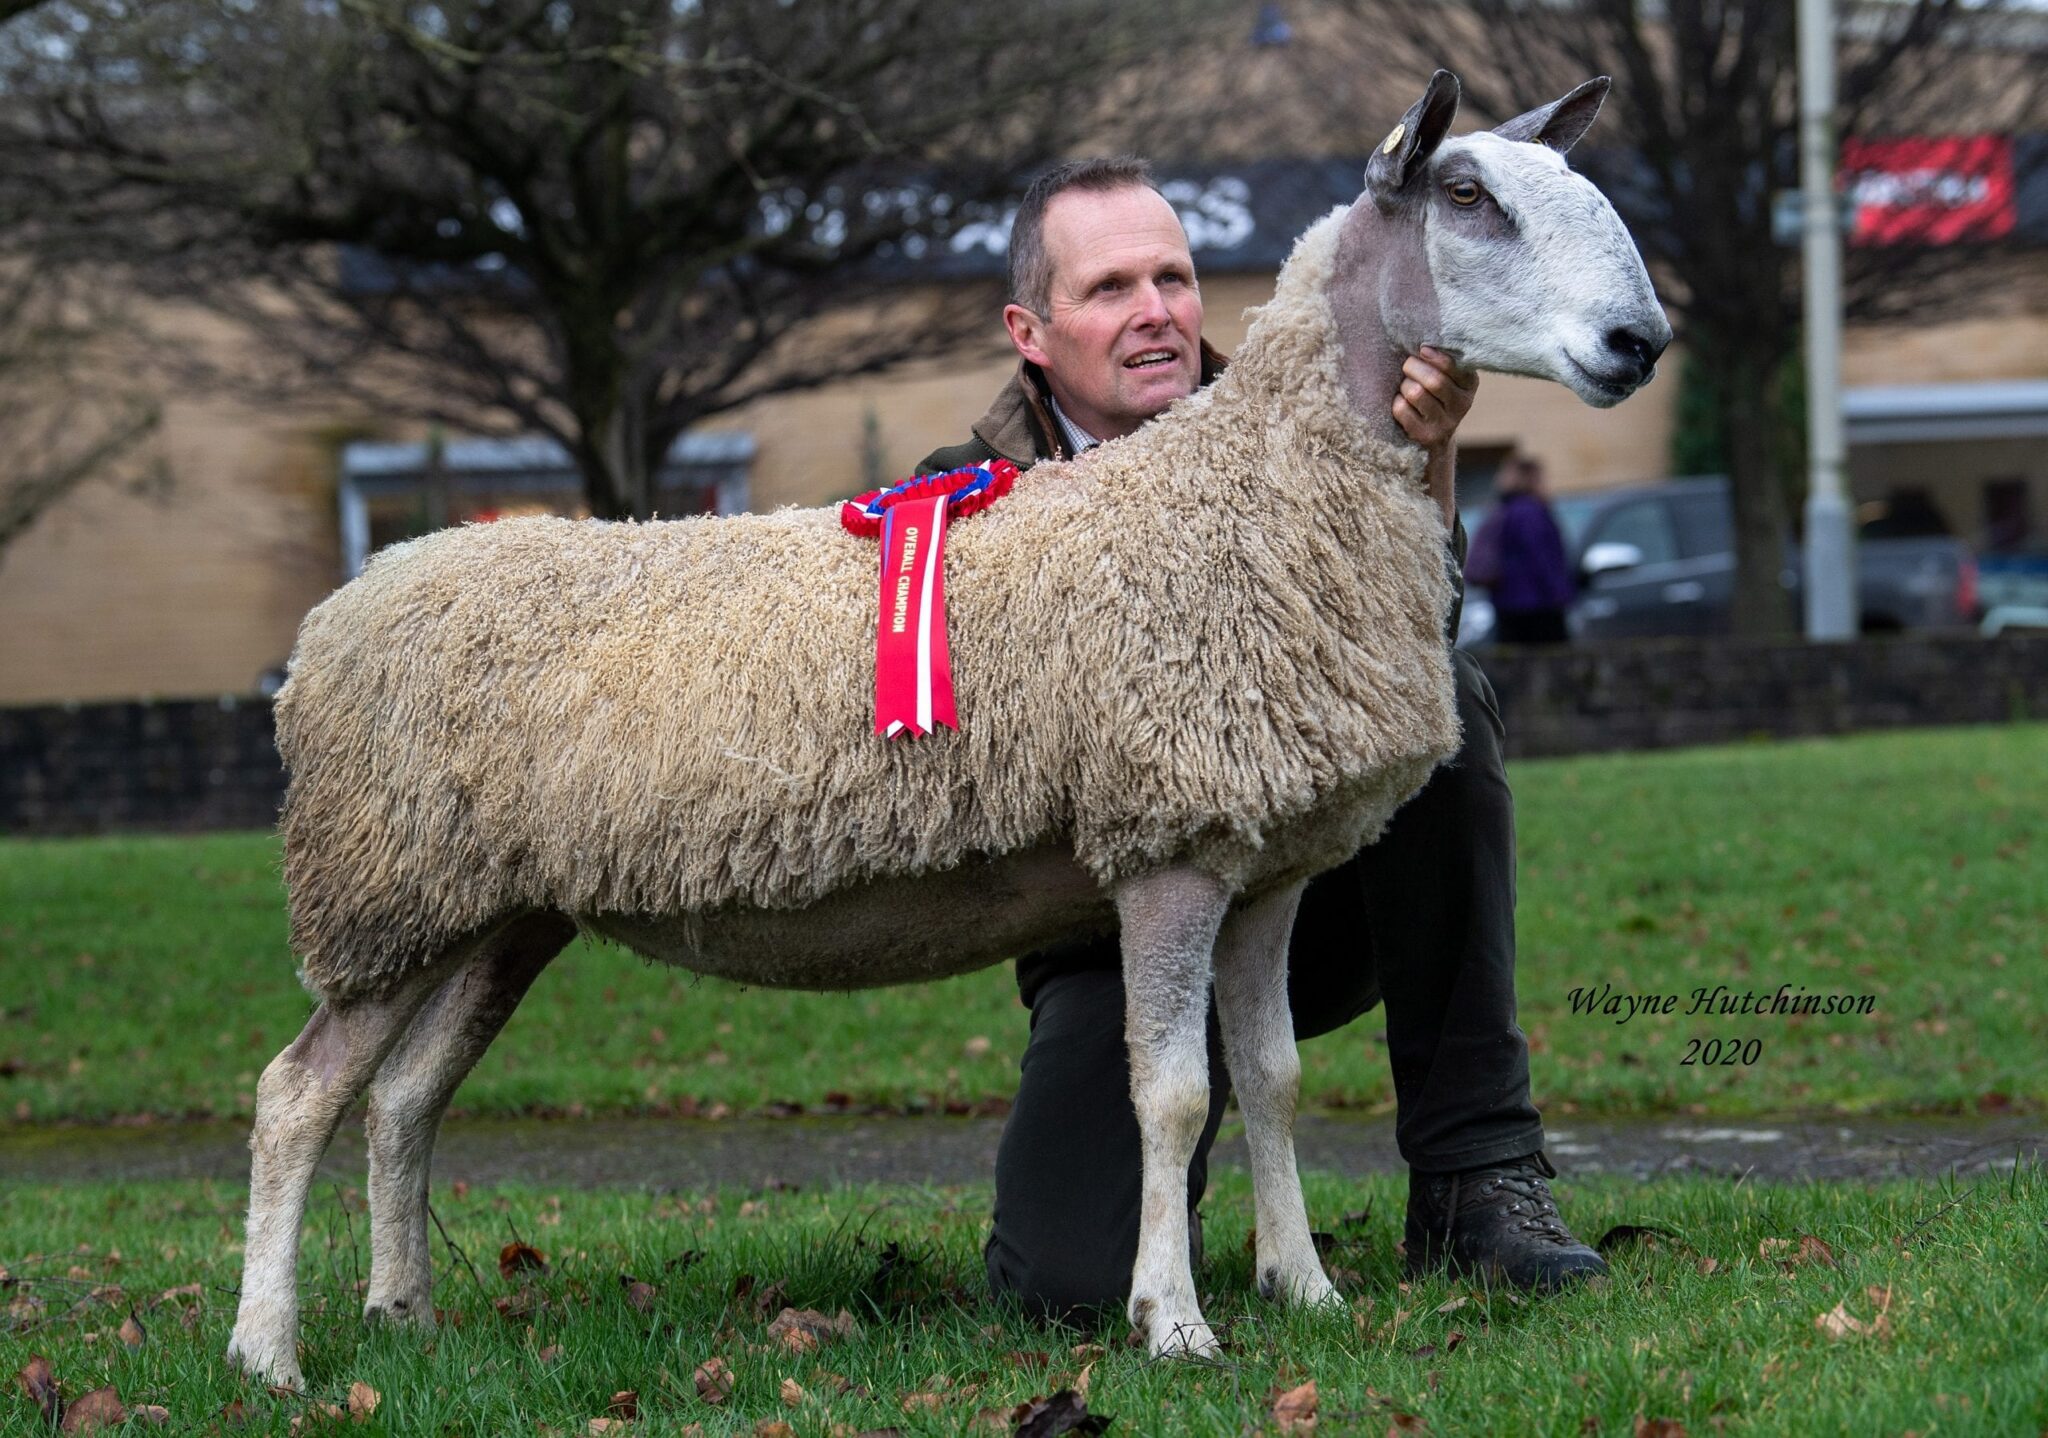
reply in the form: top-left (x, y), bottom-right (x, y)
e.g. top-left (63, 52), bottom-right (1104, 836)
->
top-left (1723, 351), bottom-right (1797, 638)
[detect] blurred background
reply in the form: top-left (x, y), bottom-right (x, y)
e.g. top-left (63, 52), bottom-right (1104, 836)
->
top-left (1, 0), bottom-right (2045, 827)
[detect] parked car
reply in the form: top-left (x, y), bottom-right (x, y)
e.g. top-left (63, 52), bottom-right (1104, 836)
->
top-left (1456, 476), bottom-right (1978, 647)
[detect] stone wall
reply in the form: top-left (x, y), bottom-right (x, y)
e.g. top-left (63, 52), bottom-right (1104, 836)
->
top-left (3, 632), bottom-right (2043, 835)
top-left (1482, 631), bottom-right (2048, 759)
top-left (0, 698), bottom-right (284, 835)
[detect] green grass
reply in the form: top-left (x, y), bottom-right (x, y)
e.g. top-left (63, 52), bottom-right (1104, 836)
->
top-left (1, 723), bottom-right (2043, 1124)
top-left (3, 1168), bottom-right (2044, 1435)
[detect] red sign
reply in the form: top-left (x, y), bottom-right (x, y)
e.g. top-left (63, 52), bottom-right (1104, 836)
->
top-left (1841, 135), bottom-right (2015, 245)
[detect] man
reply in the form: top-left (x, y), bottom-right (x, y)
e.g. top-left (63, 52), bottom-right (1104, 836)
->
top-left (919, 157), bottom-right (1604, 1317)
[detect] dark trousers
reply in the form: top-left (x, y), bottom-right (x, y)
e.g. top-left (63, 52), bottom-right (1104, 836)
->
top-left (985, 648), bottom-right (1543, 1315)
top-left (1494, 608), bottom-right (1570, 645)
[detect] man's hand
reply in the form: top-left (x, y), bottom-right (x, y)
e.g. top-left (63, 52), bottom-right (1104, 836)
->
top-left (1392, 346), bottom-right (1478, 529)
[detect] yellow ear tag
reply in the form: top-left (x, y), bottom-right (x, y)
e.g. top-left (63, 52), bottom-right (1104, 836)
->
top-left (1382, 122), bottom-right (1406, 155)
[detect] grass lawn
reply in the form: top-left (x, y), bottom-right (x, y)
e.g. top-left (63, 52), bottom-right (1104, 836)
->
top-left (2, 1167), bottom-right (2043, 1435)
top-left (0, 723), bottom-right (2043, 1125)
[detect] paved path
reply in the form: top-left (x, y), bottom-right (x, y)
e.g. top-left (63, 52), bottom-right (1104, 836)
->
top-left (3, 1112), bottom-right (2039, 1189)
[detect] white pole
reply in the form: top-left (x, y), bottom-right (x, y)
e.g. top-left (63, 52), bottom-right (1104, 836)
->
top-left (1799, 0), bottom-right (1857, 640)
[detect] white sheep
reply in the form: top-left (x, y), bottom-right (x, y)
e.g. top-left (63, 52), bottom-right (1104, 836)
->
top-left (227, 70), bottom-right (1669, 1389)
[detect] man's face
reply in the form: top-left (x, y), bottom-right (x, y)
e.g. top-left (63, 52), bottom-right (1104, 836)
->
top-left (1004, 185), bottom-right (1204, 443)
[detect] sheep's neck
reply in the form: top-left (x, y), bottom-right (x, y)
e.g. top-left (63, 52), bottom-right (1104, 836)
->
top-left (1328, 199), bottom-right (1440, 453)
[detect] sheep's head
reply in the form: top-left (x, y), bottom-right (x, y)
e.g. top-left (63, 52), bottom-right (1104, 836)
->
top-left (1337, 69), bottom-right (1672, 409)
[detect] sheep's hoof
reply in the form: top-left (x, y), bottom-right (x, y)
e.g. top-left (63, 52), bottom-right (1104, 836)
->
top-left (1146, 1317), bottom-right (1221, 1360)
top-left (1259, 1261), bottom-right (1343, 1309)
top-left (363, 1295), bottom-right (435, 1330)
top-left (225, 1331), bottom-right (304, 1392)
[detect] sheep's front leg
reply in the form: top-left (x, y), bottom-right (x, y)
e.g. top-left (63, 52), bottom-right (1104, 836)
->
top-left (1116, 865), bottom-right (1233, 1358)
top-left (226, 967), bottom-right (449, 1391)
top-left (1214, 882), bottom-right (1339, 1310)
top-left (364, 914), bottom-right (575, 1328)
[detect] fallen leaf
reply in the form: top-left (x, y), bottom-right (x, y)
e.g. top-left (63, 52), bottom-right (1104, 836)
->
top-left (1012, 1388), bottom-right (1113, 1437)
top-left (17, 1355), bottom-right (62, 1425)
top-left (1006, 1351), bottom-right (1050, 1370)
top-left (286, 1400), bottom-right (345, 1434)
top-left (131, 1405), bottom-right (170, 1426)
top-left (537, 1344), bottom-right (563, 1365)
top-left (347, 1381), bottom-right (380, 1422)
top-left (499, 1242), bottom-right (549, 1281)
top-left (694, 1358), bottom-right (733, 1405)
top-left (1069, 1343), bottom-right (1105, 1360)
top-left (1074, 1361), bottom-right (1094, 1402)
top-left (622, 1278), bottom-right (658, 1313)
top-left (1384, 1413), bottom-right (1427, 1435)
top-left (779, 1378), bottom-right (805, 1406)
top-left (1815, 1302), bottom-right (1864, 1340)
top-left (754, 1423), bottom-right (795, 1438)
top-left (1271, 1377), bottom-right (1319, 1432)
top-left (899, 1392), bottom-right (942, 1413)
top-left (1433, 1297), bottom-right (1469, 1315)
top-left (1696, 1258), bottom-right (1720, 1276)
top-left (60, 1386), bottom-right (126, 1433)
top-left (586, 1421), bottom-right (624, 1436)
top-left (217, 1399), bottom-right (249, 1428)
top-left (606, 1392), bottom-right (638, 1420)
top-left (1633, 1419), bottom-right (1688, 1438)
top-left (766, 1307), bottom-right (860, 1353)
top-left (1444, 1330), bottom-right (1466, 1354)
top-left (1795, 1235), bottom-right (1838, 1269)
top-left (118, 1314), bottom-right (146, 1352)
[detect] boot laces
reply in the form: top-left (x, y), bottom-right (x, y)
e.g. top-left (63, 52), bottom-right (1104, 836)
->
top-left (1439, 1155), bottom-right (1575, 1247)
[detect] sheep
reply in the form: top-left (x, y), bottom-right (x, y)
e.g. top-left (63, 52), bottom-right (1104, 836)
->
top-left (227, 69), bottom-right (1670, 1389)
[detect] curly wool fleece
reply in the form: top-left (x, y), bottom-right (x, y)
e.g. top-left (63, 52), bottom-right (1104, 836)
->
top-left (276, 209), bottom-right (1461, 999)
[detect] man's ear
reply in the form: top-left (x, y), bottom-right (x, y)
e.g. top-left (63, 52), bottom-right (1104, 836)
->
top-left (1365, 69), bottom-right (1460, 207)
top-left (1004, 303), bottom-right (1052, 369)
top-left (1492, 76), bottom-right (1611, 153)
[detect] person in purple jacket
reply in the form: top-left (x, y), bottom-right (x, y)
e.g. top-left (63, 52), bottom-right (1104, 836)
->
top-left (1470, 458), bottom-right (1579, 644)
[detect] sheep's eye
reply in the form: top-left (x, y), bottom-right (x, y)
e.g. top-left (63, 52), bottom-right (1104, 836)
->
top-left (1446, 179), bottom-right (1484, 207)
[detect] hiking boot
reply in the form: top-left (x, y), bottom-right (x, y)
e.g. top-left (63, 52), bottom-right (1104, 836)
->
top-left (1403, 1151), bottom-right (1607, 1290)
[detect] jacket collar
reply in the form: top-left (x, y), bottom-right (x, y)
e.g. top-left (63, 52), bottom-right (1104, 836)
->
top-left (970, 340), bottom-right (1230, 468)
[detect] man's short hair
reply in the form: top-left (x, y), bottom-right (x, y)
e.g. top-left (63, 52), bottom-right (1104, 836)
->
top-left (1007, 156), bottom-right (1159, 317)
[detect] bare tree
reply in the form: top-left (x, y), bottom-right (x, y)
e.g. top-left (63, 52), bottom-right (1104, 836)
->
top-left (1307, 0), bottom-right (2046, 635)
top-left (1, 0), bottom-right (1231, 521)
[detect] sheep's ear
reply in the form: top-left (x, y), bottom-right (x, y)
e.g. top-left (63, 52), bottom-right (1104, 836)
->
top-left (1365, 69), bottom-right (1460, 204)
top-left (1492, 76), bottom-right (1611, 153)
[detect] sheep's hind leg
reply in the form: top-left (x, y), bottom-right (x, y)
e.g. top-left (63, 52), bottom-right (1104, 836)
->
top-left (1117, 866), bottom-right (1233, 1358)
top-left (363, 913), bottom-right (577, 1329)
top-left (225, 962), bottom-right (455, 1391)
top-left (1213, 882), bottom-right (1339, 1311)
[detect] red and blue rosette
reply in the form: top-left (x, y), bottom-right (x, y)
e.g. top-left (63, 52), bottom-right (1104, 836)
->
top-left (840, 460), bottom-right (1018, 738)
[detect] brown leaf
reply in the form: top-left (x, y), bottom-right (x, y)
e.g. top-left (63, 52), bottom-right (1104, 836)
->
top-left (60, 1385), bottom-right (126, 1434)
top-left (749, 1280), bottom-right (790, 1320)
top-left (1795, 1235), bottom-right (1838, 1269)
top-left (694, 1357), bottom-right (733, 1405)
top-left (1633, 1420), bottom-right (1688, 1438)
top-left (586, 1421), bottom-right (625, 1436)
top-left (1696, 1257), bottom-right (1720, 1276)
top-left (216, 1399), bottom-right (250, 1428)
top-left (622, 1279), bottom-right (658, 1313)
top-left (1596, 1224), bottom-right (1679, 1255)
top-left (1012, 1389), bottom-right (1113, 1437)
top-left (537, 1344), bottom-right (564, 1366)
top-left (347, 1381), bottom-right (380, 1422)
top-left (606, 1392), bottom-right (638, 1420)
top-left (899, 1392), bottom-right (942, 1413)
top-left (754, 1423), bottom-right (795, 1438)
top-left (118, 1314), bottom-right (146, 1352)
top-left (286, 1400), bottom-right (345, 1434)
top-left (155, 1284), bottom-right (203, 1306)
top-left (131, 1405), bottom-right (170, 1426)
top-left (1815, 1302), bottom-right (1866, 1340)
top-left (1006, 1351), bottom-right (1050, 1370)
top-left (1444, 1330), bottom-right (1466, 1354)
top-left (16, 1355), bottom-right (62, 1425)
top-left (1433, 1297), bottom-right (1469, 1315)
top-left (1069, 1343), bottom-right (1105, 1360)
top-left (1074, 1361), bottom-right (1094, 1402)
top-left (765, 1307), bottom-right (860, 1352)
top-left (499, 1242), bottom-right (549, 1281)
top-left (1384, 1414), bottom-right (1428, 1435)
top-left (1271, 1378), bottom-right (1319, 1432)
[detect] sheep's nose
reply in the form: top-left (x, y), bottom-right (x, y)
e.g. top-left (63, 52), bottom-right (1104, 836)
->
top-left (1604, 325), bottom-right (1668, 377)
